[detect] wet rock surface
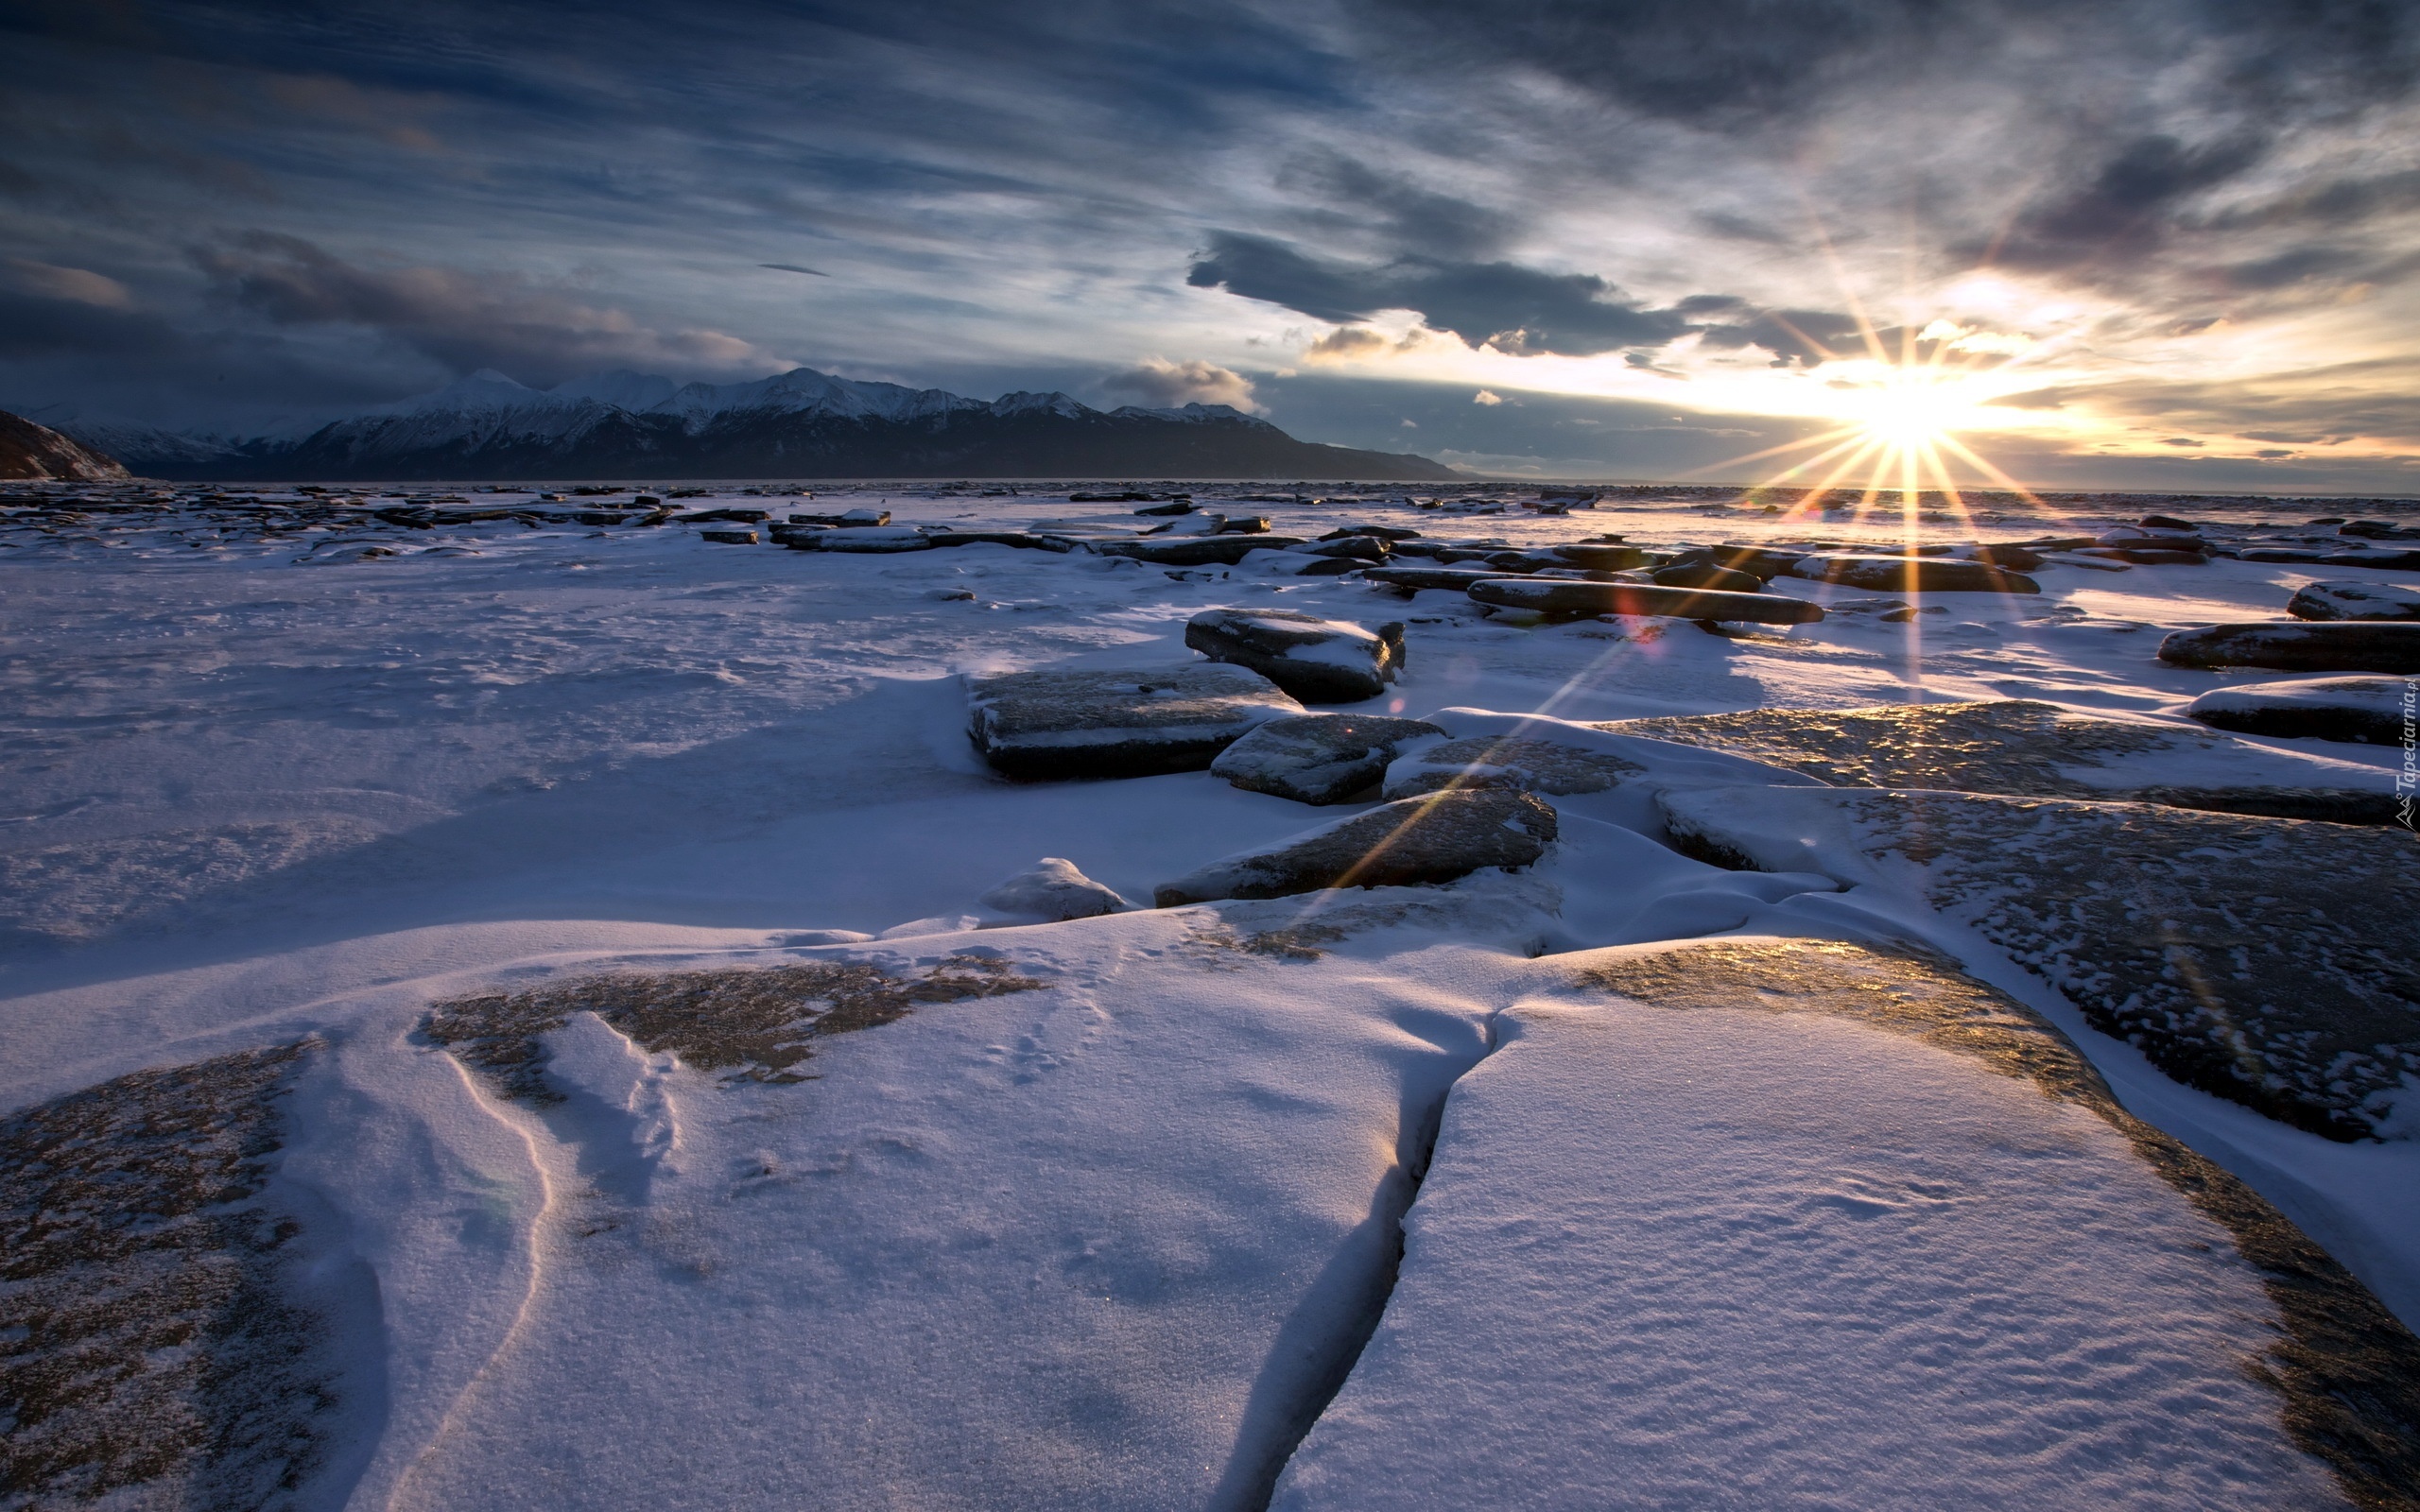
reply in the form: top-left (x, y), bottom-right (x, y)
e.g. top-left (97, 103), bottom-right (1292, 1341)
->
top-left (2289, 580), bottom-right (2420, 621)
top-left (1661, 787), bottom-right (2420, 1140)
top-left (2160, 621), bottom-right (2420, 672)
top-left (1210, 713), bottom-right (1446, 804)
top-left (966, 664), bottom-right (1305, 780)
top-left (1153, 788), bottom-right (1558, 906)
top-left (2187, 676), bottom-right (2407, 746)
top-left (1383, 734), bottom-right (1643, 800)
top-left (1184, 609), bottom-right (1405, 703)
top-left (1097, 535), bottom-right (1305, 566)
top-left (0, 1042), bottom-right (337, 1509)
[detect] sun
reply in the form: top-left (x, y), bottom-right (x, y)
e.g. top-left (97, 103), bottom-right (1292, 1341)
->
top-left (1851, 369), bottom-right (1969, 449)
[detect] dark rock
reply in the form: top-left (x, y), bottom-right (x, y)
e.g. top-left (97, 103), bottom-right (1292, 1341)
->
top-left (978, 857), bottom-right (1132, 919)
top-left (1651, 563), bottom-right (1764, 593)
top-left (2076, 546), bottom-right (2208, 565)
top-left (2128, 785), bottom-right (2404, 825)
top-left (2186, 676), bottom-right (2405, 746)
top-left (790, 508), bottom-right (891, 526)
top-left (925, 530), bottom-right (1078, 552)
top-left (1480, 549), bottom-right (1572, 573)
top-left (700, 526), bottom-right (760, 544)
top-left (2289, 580), bottom-right (2420, 621)
top-left (1964, 544), bottom-right (2046, 571)
top-left (1184, 609), bottom-right (1406, 703)
top-left (2238, 547), bottom-right (2420, 572)
top-left (674, 507), bottom-right (771, 524)
top-left (2158, 622), bottom-right (2420, 673)
top-left (2140, 513), bottom-right (2199, 529)
top-left (1788, 556), bottom-right (2040, 593)
top-left (1552, 543), bottom-right (1653, 571)
top-left (1152, 788), bottom-right (1558, 906)
top-left (2341, 519), bottom-right (2420, 541)
top-left (1210, 713), bottom-right (1446, 804)
top-left (1468, 577), bottom-right (1824, 624)
top-left (1363, 565), bottom-right (1535, 593)
top-left (1132, 500), bottom-right (1195, 516)
top-left (1071, 490), bottom-right (1156, 503)
top-left (1096, 535), bottom-right (1305, 566)
top-left (965, 664), bottom-right (1305, 780)
top-left (1300, 535), bottom-right (1392, 561)
top-left (1663, 544), bottom-right (1803, 579)
top-left (1319, 524), bottom-right (1423, 541)
top-left (1383, 735), bottom-right (1641, 799)
top-left (1217, 516), bottom-right (1273, 534)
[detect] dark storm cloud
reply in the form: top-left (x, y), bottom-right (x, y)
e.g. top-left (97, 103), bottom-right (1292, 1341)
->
top-left (190, 233), bottom-right (779, 387)
top-left (1189, 233), bottom-right (1882, 365)
top-left (1991, 133), bottom-right (2269, 273)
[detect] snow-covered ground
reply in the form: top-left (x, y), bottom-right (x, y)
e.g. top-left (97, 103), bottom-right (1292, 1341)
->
top-left (2, 481), bottom-right (2414, 1509)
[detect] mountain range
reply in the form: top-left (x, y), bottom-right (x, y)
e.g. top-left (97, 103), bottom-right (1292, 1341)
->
top-left (45, 368), bottom-right (1459, 482)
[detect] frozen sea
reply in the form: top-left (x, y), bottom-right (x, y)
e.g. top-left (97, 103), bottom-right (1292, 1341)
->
top-left (1, 478), bottom-right (2414, 1511)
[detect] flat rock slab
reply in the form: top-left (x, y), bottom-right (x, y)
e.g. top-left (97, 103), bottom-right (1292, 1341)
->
top-left (1651, 562), bottom-right (1763, 592)
top-left (1550, 543), bottom-right (1652, 571)
top-left (2290, 580), bottom-right (2420, 621)
top-left (1655, 786), bottom-right (2420, 1140)
top-left (790, 525), bottom-right (934, 552)
top-left (1274, 938), bottom-right (2420, 1511)
top-left (1788, 555), bottom-right (2041, 593)
top-left (1210, 713), bottom-right (1445, 804)
top-left (1096, 535), bottom-right (1305, 566)
top-left (1153, 788), bottom-right (1557, 906)
top-left (1468, 577), bottom-right (1824, 624)
top-left (1362, 565), bottom-right (1533, 593)
top-left (1599, 698), bottom-right (2394, 820)
top-left (2187, 676), bottom-right (2408, 746)
top-left (1184, 609), bottom-right (1405, 703)
top-left (966, 665), bottom-right (1304, 781)
top-left (2160, 621), bottom-right (2420, 672)
top-left (1383, 734), bottom-right (1643, 800)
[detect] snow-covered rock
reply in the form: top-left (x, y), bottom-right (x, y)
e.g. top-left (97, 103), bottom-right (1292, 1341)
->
top-left (1153, 788), bottom-right (1557, 906)
top-left (2187, 676), bottom-right (2407, 745)
top-left (1184, 609), bottom-right (1406, 703)
top-left (977, 857), bottom-right (1132, 919)
top-left (965, 665), bottom-right (1304, 781)
top-left (1382, 735), bottom-right (1642, 801)
top-left (2290, 580), bottom-right (2420, 621)
top-left (1210, 713), bottom-right (1444, 805)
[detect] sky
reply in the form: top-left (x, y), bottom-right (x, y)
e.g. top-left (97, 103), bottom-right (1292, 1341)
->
top-left (2, 0), bottom-right (2416, 490)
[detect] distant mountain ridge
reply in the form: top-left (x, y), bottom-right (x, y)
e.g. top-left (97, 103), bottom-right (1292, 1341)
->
top-left (51, 368), bottom-right (1459, 482)
top-left (0, 408), bottom-right (130, 481)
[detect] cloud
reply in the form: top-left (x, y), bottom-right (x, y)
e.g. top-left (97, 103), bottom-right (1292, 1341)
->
top-left (193, 233), bottom-right (786, 387)
top-left (1304, 326), bottom-right (1391, 361)
top-left (1190, 232), bottom-right (1693, 357)
top-left (1193, 233), bottom-right (1876, 365)
top-left (1473, 388), bottom-right (1502, 405)
top-left (3, 257), bottom-right (134, 310)
top-left (1100, 356), bottom-right (1260, 411)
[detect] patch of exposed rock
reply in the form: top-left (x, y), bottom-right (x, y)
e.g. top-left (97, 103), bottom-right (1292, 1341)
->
top-left (0, 1042), bottom-right (336, 1507)
top-left (1153, 788), bottom-right (1557, 906)
top-left (1655, 786), bottom-right (2420, 1141)
top-left (2160, 622), bottom-right (2420, 674)
top-left (0, 409), bottom-right (131, 481)
top-left (2187, 677), bottom-right (2407, 746)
